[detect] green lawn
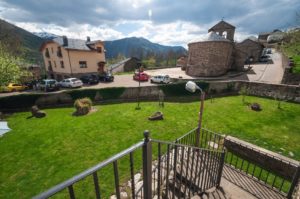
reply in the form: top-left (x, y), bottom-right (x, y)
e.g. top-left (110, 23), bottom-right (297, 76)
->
top-left (0, 96), bottom-right (300, 198)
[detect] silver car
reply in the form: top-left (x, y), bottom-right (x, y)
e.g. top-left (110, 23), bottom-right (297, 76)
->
top-left (59, 78), bottom-right (83, 88)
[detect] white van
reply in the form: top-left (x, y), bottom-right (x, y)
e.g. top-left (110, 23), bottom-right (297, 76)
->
top-left (150, 75), bottom-right (170, 84)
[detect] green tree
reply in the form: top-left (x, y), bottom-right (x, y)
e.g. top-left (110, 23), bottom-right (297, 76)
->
top-left (0, 42), bottom-right (29, 86)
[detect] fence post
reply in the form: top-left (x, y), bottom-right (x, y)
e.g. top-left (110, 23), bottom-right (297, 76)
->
top-left (287, 165), bottom-right (300, 199)
top-left (216, 151), bottom-right (226, 188)
top-left (143, 130), bottom-right (152, 199)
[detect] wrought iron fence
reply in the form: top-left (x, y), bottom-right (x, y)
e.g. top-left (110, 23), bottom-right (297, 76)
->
top-left (34, 131), bottom-right (226, 199)
top-left (223, 144), bottom-right (300, 199)
top-left (175, 127), bottom-right (225, 151)
top-left (175, 127), bottom-right (300, 199)
top-left (149, 139), bottom-right (225, 199)
top-left (33, 141), bottom-right (144, 199)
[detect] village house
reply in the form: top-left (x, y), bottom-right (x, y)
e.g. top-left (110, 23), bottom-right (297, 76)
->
top-left (40, 36), bottom-right (106, 80)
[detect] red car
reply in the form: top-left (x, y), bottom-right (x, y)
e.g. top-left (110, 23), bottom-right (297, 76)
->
top-left (133, 72), bottom-right (149, 81)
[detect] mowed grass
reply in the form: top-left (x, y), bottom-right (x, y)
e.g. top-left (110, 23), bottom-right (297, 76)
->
top-left (0, 96), bottom-right (299, 198)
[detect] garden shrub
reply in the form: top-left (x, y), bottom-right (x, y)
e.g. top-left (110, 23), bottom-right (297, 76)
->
top-left (159, 81), bottom-right (209, 97)
top-left (74, 98), bottom-right (92, 116)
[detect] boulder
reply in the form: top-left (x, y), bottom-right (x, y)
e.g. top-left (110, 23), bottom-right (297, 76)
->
top-left (31, 105), bottom-right (46, 118)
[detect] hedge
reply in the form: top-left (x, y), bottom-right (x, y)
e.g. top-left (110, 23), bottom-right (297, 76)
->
top-left (66, 87), bottom-right (126, 100)
top-left (0, 87), bottom-right (126, 110)
top-left (0, 94), bottom-right (44, 110)
top-left (159, 81), bottom-right (209, 97)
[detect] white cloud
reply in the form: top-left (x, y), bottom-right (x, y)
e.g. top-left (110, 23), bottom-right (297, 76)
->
top-left (14, 22), bottom-right (124, 41)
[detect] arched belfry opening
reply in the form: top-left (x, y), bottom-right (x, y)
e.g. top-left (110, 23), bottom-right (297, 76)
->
top-left (208, 20), bottom-right (235, 41)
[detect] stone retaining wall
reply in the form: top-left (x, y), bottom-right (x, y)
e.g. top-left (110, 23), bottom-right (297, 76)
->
top-left (1, 81), bottom-right (299, 112)
top-left (224, 136), bottom-right (299, 181)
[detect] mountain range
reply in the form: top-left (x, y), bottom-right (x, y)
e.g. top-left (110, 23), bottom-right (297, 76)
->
top-left (0, 19), bottom-right (187, 64)
top-left (104, 37), bottom-right (187, 59)
top-left (0, 19), bottom-right (44, 63)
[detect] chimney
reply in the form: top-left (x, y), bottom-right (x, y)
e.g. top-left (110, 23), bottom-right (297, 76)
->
top-left (87, 36), bottom-right (91, 42)
top-left (62, 36), bottom-right (68, 46)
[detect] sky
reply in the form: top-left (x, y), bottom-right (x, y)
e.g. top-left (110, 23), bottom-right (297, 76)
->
top-left (0, 0), bottom-right (299, 47)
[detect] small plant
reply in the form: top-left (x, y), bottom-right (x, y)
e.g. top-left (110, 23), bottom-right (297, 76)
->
top-left (250, 103), bottom-right (262, 111)
top-left (239, 86), bottom-right (248, 104)
top-left (74, 97), bottom-right (92, 116)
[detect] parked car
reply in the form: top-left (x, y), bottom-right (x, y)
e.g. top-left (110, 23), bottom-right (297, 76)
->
top-left (133, 72), bottom-right (149, 81)
top-left (98, 72), bottom-right (114, 82)
top-left (259, 55), bottom-right (271, 63)
top-left (59, 78), bottom-right (83, 88)
top-left (80, 74), bottom-right (99, 84)
top-left (150, 75), bottom-right (170, 84)
top-left (6, 83), bottom-right (28, 92)
top-left (38, 79), bottom-right (60, 92)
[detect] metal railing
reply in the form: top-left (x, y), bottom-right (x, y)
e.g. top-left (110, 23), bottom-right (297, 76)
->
top-left (149, 139), bottom-right (225, 198)
top-left (223, 141), bottom-right (300, 199)
top-left (176, 127), bottom-right (225, 151)
top-left (34, 130), bottom-right (226, 199)
top-left (174, 127), bottom-right (300, 199)
top-left (34, 141), bottom-right (144, 199)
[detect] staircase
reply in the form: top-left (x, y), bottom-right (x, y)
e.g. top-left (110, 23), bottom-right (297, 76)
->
top-left (138, 140), bottom-right (226, 199)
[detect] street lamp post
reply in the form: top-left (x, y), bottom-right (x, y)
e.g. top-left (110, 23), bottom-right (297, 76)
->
top-left (185, 81), bottom-right (205, 147)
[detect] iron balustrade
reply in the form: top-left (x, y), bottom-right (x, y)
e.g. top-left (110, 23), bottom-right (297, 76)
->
top-left (33, 127), bottom-right (299, 199)
top-left (223, 144), bottom-right (300, 199)
top-left (174, 127), bottom-right (300, 199)
top-left (176, 127), bottom-right (225, 151)
top-left (33, 141), bottom-right (144, 199)
top-left (149, 139), bottom-right (225, 198)
top-left (34, 130), bottom-right (226, 199)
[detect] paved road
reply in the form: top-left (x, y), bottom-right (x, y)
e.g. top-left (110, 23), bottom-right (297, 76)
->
top-left (233, 50), bottom-right (284, 84)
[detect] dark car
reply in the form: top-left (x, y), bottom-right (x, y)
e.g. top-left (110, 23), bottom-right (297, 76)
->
top-left (80, 74), bottom-right (99, 84)
top-left (98, 72), bottom-right (114, 82)
top-left (38, 79), bottom-right (60, 92)
top-left (259, 55), bottom-right (270, 63)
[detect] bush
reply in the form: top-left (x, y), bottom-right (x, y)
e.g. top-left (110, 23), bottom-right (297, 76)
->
top-left (74, 98), bottom-right (92, 116)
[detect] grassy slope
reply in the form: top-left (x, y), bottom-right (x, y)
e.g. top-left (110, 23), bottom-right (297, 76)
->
top-left (0, 96), bottom-right (299, 198)
top-left (281, 31), bottom-right (300, 73)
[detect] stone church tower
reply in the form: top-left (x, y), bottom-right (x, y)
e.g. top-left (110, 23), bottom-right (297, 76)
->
top-left (208, 20), bottom-right (235, 41)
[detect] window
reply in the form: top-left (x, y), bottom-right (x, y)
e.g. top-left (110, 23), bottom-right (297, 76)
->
top-left (96, 47), bottom-right (102, 53)
top-left (45, 48), bottom-right (50, 58)
top-left (54, 61), bottom-right (57, 68)
top-left (51, 47), bottom-right (54, 53)
top-left (60, 61), bottom-right (64, 68)
top-left (57, 47), bottom-right (63, 57)
top-left (79, 61), bottom-right (87, 68)
top-left (222, 31), bottom-right (227, 39)
top-left (48, 61), bottom-right (52, 67)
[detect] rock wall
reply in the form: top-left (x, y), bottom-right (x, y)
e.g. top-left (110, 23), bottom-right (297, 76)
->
top-left (186, 41), bottom-right (233, 77)
top-left (281, 52), bottom-right (300, 85)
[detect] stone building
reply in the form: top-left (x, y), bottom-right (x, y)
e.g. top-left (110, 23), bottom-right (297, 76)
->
top-left (186, 32), bottom-right (233, 76)
top-left (176, 56), bottom-right (188, 70)
top-left (234, 38), bottom-right (263, 70)
top-left (186, 20), bottom-right (263, 77)
top-left (208, 20), bottom-right (235, 41)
